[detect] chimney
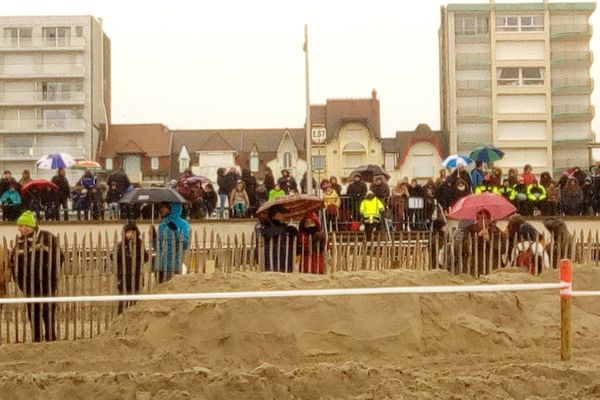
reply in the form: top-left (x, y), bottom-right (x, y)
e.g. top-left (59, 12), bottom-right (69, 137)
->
top-left (371, 88), bottom-right (377, 100)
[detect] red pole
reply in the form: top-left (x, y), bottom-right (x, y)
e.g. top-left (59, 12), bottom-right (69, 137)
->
top-left (560, 259), bottom-right (572, 361)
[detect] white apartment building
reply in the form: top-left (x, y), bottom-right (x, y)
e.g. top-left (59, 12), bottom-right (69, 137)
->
top-left (440, 1), bottom-right (595, 176)
top-left (0, 16), bottom-right (110, 178)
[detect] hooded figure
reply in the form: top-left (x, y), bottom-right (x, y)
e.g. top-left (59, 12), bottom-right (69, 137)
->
top-left (154, 202), bottom-right (190, 283)
top-left (114, 221), bottom-right (149, 314)
top-left (298, 212), bottom-right (326, 274)
top-left (360, 191), bottom-right (385, 240)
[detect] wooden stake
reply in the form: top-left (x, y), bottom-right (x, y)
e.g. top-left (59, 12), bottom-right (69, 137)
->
top-left (560, 259), bottom-right (572, 362)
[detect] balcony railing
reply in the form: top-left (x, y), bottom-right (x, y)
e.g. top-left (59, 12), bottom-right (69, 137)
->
top-left (550, 24), bottom-right (592, 40)
top-left (0, 118), bottom-right (85, 132)
top-left (551, 77), bottom-right (593, 94)
top-left (551, 50), bottom-right (593, 66)
top-left (455, 53), bottom-right (491, 69)
top-left (552, 104), bottom-right (594, 121)
top-left (0, 146), bottom-right (86, 159)
top-left (0, 63), bottom-right (85, 78)
top-left (456, 79), bottom-right (492, 91)
top-left (0, 91), bottom-right (85, 104)
top-left (0, 36), bottom-right (85, 50)
top-left (457, 106), bottom-right (492, 116)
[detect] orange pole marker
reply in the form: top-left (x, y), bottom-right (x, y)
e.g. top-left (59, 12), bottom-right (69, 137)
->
top-left (559, 259), bottom-right (572, 361)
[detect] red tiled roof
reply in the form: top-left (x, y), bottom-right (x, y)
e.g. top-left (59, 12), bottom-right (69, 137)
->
top-left (100, 124), bottom-right (172, 158)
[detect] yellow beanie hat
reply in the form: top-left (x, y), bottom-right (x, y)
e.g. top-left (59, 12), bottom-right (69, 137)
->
top-left (16, 210), bottom-right (37, 228)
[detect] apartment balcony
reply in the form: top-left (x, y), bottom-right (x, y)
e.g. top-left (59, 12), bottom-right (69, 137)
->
top-left (0, 145), bottom-right (86, 160)
top-left (455, 33), bottom-right (489, 43)
top-left (552, 104), bottom-right (595, 122)
top-left (551, 50), bottom-right (593, 67)
top-left (455, 53), bottom-right (491, 70)
top-left (456, 79), bottom-right (492, 96)
top-left (0, 119), bottom-right (86, 133)
top-left (456, 106), bottom-right (492, 122)
top-left (551, 78), bottom-right (594, 95)
top-left (0, 63), bottom-right (85, 79)
top-left (0, 36), bottom-right (85, 52)
top-left (0, 91), bottom-right (85, 106)
top-left (550, 24), bottom-right (593, 41)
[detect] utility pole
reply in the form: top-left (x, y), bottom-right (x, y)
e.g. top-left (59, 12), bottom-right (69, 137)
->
top-left (304, 24), bottom-right (313, 194)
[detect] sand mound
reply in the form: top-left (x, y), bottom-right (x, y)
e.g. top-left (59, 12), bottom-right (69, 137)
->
top-left (3, 266), bottom-right (600, 399)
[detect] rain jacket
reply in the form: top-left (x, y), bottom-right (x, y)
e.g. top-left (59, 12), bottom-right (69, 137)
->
top-left (360, 196), bottom-right (384, 222)
top-left (0, 189), bottom-right (21, 206)
top-left (155, 202), bottom-right (190, 272)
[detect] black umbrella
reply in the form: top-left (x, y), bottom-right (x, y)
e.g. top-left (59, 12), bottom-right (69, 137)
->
top-left (349, 164), bottom-right (390, 182)
top-left (119, 188), bottom-right (186, 204)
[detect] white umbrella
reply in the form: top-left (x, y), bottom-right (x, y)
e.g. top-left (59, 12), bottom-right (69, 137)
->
top-left (35, 153), bottom-right (76, 170)
top-left (442, 153), bottom-right (473, 168)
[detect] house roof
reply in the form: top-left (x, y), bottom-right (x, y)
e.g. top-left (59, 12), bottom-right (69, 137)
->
top-left (100, 124), bottom-right (172, 158)
top-left (310, 90), bottom-right (381, 141)
top-left (393, 124), bottom-right (450, 169)
top-left (171, 128), bottom-right (306, 156)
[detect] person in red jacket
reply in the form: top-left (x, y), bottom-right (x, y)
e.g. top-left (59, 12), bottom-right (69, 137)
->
top-left (297, 212), bottom-right (326, 274)
top-left (521, 164), bottom-right (537, 185)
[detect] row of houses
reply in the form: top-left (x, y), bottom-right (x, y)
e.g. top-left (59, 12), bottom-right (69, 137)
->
top-left (98, 90), bottom-right (448, 185)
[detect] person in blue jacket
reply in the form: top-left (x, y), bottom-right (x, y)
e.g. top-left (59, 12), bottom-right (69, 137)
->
top-left (154, 202), bottom-right (190, 283)
top-left (1, 182), bottom-right (22, 221)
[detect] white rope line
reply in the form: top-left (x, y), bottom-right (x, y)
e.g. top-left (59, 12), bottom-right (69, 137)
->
top-left (0, 283), bottom-right (569, 305)
top-left (568, 290), bottom-right (600, 297)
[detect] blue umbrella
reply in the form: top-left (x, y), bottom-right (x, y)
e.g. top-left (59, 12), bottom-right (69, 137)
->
top-left (35, 152), bottom-right (75, 170)
top-left (442, 153), bottom-right (473, 168)
top-left (469, 145), bottom-right (504, 163)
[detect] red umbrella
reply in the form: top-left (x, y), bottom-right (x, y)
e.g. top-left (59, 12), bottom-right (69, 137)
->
top-left (21, 179), bottom-right (59, 195)
top-left (448, 192), bottom-right (516, 221)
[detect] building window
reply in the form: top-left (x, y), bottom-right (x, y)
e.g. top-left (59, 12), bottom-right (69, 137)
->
top-left (105, 158), bottom-right (113, 171)
top-left (384, 153), bottom-right (396, 171)
top-left (455, 16), bottom-right (488, 35)
top-left (312, 155), bottom-right (326, 171)
top-left (283, 152), bottom-right (292, 169)
top-left (151, 157), bottom-right (159, 170)
top-left (41, 82), bottom-right (72, 100)
top-left (4, 136), bottom-right (34, 157)
top-left (497, 67), bottom-right (544, 86)
top-left (179, 158), bottom-right (189, 173)
top-left (496, 15), bottom-right (543, 32)
top-left (42, 27), bottom-right (71, 47)
top-left (342, 142), bottom-right (366, 170)
top-left (250, 155), bottom-right (259, 173)
top-left (75, 26), bottom-right (83, 37)
top-left (3, 27), bottom-right (33, 47)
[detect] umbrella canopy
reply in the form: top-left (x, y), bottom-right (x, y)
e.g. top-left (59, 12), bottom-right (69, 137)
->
top-left (349, 164), bottom-right (390, 182)
top-left (448, 192), bottom-right (516, 221)
top-left (35, 152), bottom-right (75, 170)
top-left (21, 179), bottom-right (58, 195)
top-left (119, 188), bottom-right (186, 204)
top-left (256, 194), bottom-right (324, 221)
top-left (469, 145), bottom-right (505, 164)
top-left (184, 175), bottom-right (211, 184)
top-left (71, 160), bottom-right (103, 171)
top-left (442, 154), bottom-right (473, 168)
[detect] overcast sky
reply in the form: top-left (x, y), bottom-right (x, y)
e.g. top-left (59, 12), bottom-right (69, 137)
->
top-left (6, 0), bottom-right (599, 139)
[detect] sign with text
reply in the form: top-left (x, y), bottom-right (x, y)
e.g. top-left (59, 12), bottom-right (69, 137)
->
top-left (311, 128), bottom-right (326, 144)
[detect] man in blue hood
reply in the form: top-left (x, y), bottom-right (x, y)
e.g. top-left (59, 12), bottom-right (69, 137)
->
top-left (154, 202), bottom-right (190, 283)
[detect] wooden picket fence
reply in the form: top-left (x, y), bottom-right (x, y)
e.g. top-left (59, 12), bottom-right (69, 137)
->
top-left (0, 226), bottom-right (599, 343)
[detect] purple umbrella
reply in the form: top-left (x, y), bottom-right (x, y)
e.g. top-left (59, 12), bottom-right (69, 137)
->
top-left (184, 175), bottom-right (211, 184)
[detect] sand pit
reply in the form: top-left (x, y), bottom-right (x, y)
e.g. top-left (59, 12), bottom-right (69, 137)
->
top-left (2, 266), bottom-right (600, 399)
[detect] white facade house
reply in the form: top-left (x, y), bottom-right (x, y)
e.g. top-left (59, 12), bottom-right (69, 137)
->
top-left (266, 130), bottom-right (307, 180)
top-left (0, 16), bottom-right (110, 179)
top-left (440, 2), bottom-right (595, 176)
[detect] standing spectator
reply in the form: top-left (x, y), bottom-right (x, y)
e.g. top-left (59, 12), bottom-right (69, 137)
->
top-left (78, 170), bottom-right (97, 190)
top-left (507, 168), bottom-right (519, 186)
top-left (450, 165), bottom-right (472, 190)
top-left (370, 175), bottom-right (390, 202)
top-left (423, 179), bottom-right (436, 221)
top-left (241, 168), bottom-right (258, 216)
top-left (114, 221), bottom-right (149, 314)
top-left (450, 179), bottom-right (470, 207)
top-left (297, 212), bottom-right (326, 274)
top-left (561, 177), bottom-right (583, 216)
top-left (217, 167), bottom-right (228, 219)
top-left (330, 176), bottom-right (342, 196)
top-left (89, 186), bottom-right (103, 220)
top-left (107, 168), bottom-right (131, 197)
top-left (229, 180), bottom-right (250, 218)
top-left (153, 202), bottom-right (190, 283)
top-left (51, 168), bottom-right (71, 221)
top-left (1, 183), bottom-right (22, 221)
top-left (19, 169), bottom-right (33, 187)
top-left (489, 167), bottom-right (503, 187)
top-left (321, 179), bottom-right (340, 229)
top-left (521, 164), bottom-right (537, 185)
top-left (300, 172), bottom-right (317, 194)
top-left (470, 161), bottom-right (485, 190)
top-left (255, 184), bottom-right (268, 206)
top-left (72, 187), bottom-right (89, 220)
top-left (263, 167), bottom-right (275, 193)
top-left (346, 174), bottom-right (368, 221)
top-left (545, 181), bottom-right (561, 216)
top-left (106, 182), bottom-right (122, 219)
top-left (389, 181), bottom-right (410, 230)
top-left (278, 169), bottom-right (297, 194)
top-left (434, 169), bottom-right (448, 188)
top-left (408, 179), bottom-right (425, 197)
top-left (268, 183), bottom-right (286, 201)
top-left (435, 177), bottom-right (455, 213)
top-left (540, 171), bottom-right (553, 188)
top-left (219, 167), bottom-right (240, 218)
top-left (10, 211), bottom-right (62, 342)
top-left (360, 191), bottom-right (385, 241)
top-left (202, 183), bottom-right (218, 217)
top-left (581, 177), bottom-right (594, 216)
top-left (0, 171), bottom-right (18, 197)
top-left (41, 187), bottom-right (59, 221)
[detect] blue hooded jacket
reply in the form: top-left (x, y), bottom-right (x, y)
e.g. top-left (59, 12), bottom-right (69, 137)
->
top-left (155, 202), bottom-right (190, 272)
top-left (1, 189), bottom-right (21, 206)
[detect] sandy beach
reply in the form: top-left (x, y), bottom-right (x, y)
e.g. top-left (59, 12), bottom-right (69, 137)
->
top-left (2, 266), bottom-right (600, 399)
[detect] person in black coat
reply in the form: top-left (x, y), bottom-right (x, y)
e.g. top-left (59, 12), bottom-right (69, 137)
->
top-left (450, 166), bottom-right (472, 192)
top-left (263, 167), bottom-right (275, 193)
top-left (202, 183), bottom-right (218, 217)
top-left (256, 211), bottom-right (298, 272)
top-left (114, 222), bottom-right (149, 314)
top-left (241, 168), bottom-right (258, 215)
top-left (370, 175), bottom-right (390, 202)
top-left (277, 169), bottom-right (297, 194)
top-left (300, 172), bottom-right (317, 194)
top-left (51, 168), bottom-right (71, 221)
top-left (346, 175), bottom-right (368, 221)
top-left (107, 169), bottom-right (131, 198)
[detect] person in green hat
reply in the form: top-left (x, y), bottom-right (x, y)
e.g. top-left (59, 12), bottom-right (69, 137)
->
top-left (10, 210), bottom-right (63, 342)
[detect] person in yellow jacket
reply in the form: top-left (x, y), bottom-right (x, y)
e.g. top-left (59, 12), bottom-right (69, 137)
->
top-left (359, 191), bottom-right (385, 240)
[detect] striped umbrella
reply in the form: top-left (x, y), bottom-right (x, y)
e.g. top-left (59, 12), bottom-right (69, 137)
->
top-left (442, 153), bottom-right (473, 168)
top-left (256, 194), bottom-right (324, 222)
top-left (469, 145), bottom-right (505, 163)
top-left (71, 160), bottom-right (102, 171)
top-left (35, 152), bottom-right (75, 170)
